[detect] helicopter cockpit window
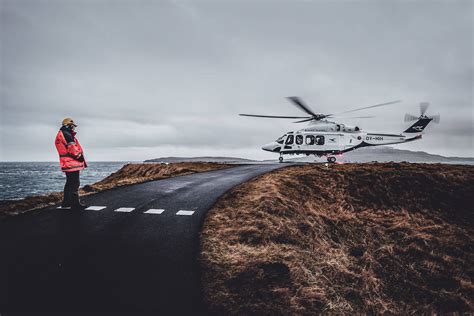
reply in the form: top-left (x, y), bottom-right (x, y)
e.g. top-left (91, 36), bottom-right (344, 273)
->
top-left (315, 135), bottom-right (325, 145)
top-left (285, 135), bottom-right (294, 145)
top-left (336, 125), bottom-right (341, 132)
top-left (296, 135), bottom-right (303, 145)
top-left (305, 135), bottom-right (315, 145)
top-left (355, 126), bottom-right (360, 131)
top-left (276, 134), bottom-right (286, 144)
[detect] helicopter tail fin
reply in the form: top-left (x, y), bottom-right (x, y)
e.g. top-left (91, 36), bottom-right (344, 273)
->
top-left (403, 118), bottom-right (432, 134)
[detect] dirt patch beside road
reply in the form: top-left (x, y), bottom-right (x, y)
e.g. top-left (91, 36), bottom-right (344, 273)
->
top-left (0, 162), bottom-right (232, 219)
top-left (200, 163), bottom-right (474, 314)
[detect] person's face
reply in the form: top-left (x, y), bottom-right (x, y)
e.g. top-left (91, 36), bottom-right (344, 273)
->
top-left (69, 124), bottom-right (76, 131)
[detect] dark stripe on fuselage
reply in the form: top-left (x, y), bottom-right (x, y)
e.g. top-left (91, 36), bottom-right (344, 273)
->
top-left (281, 141), bottom-right (372, 156)
top-left (367, 133), bottom-right (404, 137)
top-left (404, 135), bottom-right (422, 142)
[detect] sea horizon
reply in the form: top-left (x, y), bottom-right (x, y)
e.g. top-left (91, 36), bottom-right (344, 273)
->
top-left (0, 161), bottom-right (128, 201)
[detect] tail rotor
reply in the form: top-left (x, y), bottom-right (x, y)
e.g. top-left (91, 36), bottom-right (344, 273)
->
top-left (404, 102), bottom-right (440, 124)
top-left (420, 102), bottom-right (430, 116)
top-left (430, 113), bottom-right (440, 124)
top-left (404, 113), bottom-right (419, 122)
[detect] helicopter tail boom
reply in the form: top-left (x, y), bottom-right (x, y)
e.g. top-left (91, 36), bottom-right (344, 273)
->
top-left (364, 116), bottom-right (434, 147)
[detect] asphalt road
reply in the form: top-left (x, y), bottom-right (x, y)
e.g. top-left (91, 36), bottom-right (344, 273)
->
top-left (0, 164), bottom-right (288, 315)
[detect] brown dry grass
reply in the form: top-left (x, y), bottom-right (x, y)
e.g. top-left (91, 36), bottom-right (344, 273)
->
top-left (0, 162), bottom-right (231, 219)
top-left (200, 163), bottom-right (474, 314)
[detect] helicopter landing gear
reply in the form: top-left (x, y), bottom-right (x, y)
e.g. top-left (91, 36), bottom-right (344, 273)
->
top-left (327, 156), bottom-right (336, 163)
top-left (279, 156), bottom-right (284, 163)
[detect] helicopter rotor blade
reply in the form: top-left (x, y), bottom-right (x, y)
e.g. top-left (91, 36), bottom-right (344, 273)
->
top-left (331, 115), bottom-right (376, 119)
top-left (286, 96), bottom-right (319, 117)
top-left (420, 102), bottom-right (430, 116)
top-left (329, 100), bottom-right (402, 116)
top-left (404, 113), bottom-right (419, 122)
top-left (293, 117), bottom-right (315, 123)
top-left (239, 114), bottom-right (311, 119)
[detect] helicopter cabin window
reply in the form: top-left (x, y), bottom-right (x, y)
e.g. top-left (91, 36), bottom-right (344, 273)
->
top-left (296, 135), bottom-right (303, 145)
top-left (315, 135), bottom-right (325, 145)
top-left (336, 125), bottom-right (341, 131)
top-left (305, 135), bottom-right (315, 145)
top-left (285, 135), bottom-right (294, 145)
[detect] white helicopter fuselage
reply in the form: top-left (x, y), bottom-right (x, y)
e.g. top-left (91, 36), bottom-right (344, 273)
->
top-left (240, 97), bottom-right (438, 162)
top-left (262, 118), bottom-right (430, 159)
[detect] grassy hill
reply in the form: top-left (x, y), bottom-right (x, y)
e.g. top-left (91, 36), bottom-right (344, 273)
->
top-left (200, 163), bottom-right (474, 314)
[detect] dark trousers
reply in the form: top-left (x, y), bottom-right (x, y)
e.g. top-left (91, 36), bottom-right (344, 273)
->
top-left (62, 171), bottom-right (80, 207)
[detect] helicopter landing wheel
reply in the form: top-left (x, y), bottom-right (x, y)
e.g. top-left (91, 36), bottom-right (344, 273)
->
top-left (327, 156), bottom-right (336, 163)
top-left (279, 156), bottom-right (284, 163)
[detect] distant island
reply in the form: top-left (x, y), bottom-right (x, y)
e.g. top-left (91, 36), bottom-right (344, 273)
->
top-left (319, 146), bottom-right (474, 164)
top-left (144, 156), bottom-right (256, 163)
top-left (145, 147), bottom-right (474, 165)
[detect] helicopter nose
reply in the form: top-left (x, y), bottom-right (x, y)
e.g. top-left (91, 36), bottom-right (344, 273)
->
top-left (262, 142), bottom-right (280, 152)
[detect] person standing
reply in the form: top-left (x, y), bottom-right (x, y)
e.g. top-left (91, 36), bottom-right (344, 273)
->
top-left (54, 118), bottom-right (88, 209)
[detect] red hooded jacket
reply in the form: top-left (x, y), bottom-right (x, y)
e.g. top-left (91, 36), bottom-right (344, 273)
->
top-left (55, 127), bottom-right (87, 172)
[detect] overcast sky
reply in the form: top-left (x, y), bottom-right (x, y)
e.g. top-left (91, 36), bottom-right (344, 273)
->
top-left (1, 0), bottom-right (472, 161)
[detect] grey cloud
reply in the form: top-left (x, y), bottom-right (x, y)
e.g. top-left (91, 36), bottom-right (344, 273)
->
top-left (1, 0), bottom-right (472, 160)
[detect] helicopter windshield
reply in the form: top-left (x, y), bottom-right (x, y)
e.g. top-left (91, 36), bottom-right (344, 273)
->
top-left (275, 134), bottom-right (286, 144)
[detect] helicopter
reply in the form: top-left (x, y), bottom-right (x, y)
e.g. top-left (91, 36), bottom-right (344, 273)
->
top-left (240, 97), bottom-right (440, 163)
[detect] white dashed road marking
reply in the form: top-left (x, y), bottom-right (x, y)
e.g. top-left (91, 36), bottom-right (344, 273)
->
top-left (176, 210), bottom-right (195, 216)
top-left (60, 205), bottom-right (196, 216)
top-left (114, 207), bottom-right (135, 213)
top-left (85, 206), bottom-right (106, 211)
top-left (144, 209), bottom-right (165, 215)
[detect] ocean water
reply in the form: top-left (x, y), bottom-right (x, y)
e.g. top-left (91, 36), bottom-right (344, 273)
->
top-left (0, 162), bottom-right (129, 200)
